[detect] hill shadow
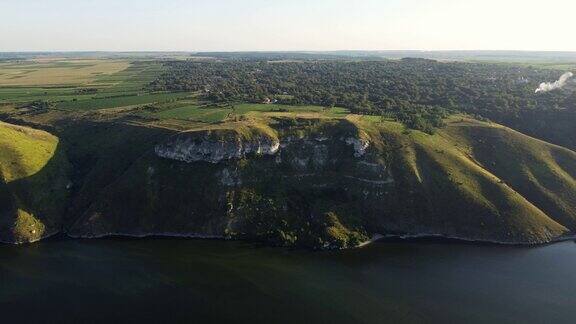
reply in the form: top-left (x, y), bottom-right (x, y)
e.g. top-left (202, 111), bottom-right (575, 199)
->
top-left (0, 118), bottom-right (178, 243)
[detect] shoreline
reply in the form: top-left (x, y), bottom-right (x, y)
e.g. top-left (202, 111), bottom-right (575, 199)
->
top-left (3, 231), bottom-right (576, 249)
top-left (358, 233), bottom-right (576, 248)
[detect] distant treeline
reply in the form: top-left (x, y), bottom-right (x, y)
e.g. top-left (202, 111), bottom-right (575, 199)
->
top-left (190, 52), bottom-right (385, 62)
top-left (150, 58), bottom-right (576, 143)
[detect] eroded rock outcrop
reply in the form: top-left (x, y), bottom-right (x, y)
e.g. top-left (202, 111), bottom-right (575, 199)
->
top-left (345, 137), bottom-right (370, 157)
top-left (155, 128), bottom-right (280, 163)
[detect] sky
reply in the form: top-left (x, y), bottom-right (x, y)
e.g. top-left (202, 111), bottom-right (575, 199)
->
top-left (1, 0), bottom-right (575, 52)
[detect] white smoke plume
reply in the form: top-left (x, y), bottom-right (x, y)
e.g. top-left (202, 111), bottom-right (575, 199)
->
top-left (535, 72), bottom-right (574, 93)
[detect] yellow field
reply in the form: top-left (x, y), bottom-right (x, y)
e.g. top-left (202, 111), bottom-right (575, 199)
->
top-left (0, 59), bottom-right (130, 86)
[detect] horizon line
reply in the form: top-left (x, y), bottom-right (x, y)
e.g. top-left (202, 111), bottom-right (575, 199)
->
top-left (2, 49), bottom-right (576, 54)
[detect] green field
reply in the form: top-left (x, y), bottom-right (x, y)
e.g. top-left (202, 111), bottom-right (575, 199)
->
top-left (0, 59), bottom-right (348, 125)
top-left (0, 59), bottom-right (167, 105)
top-left (147, 102), bottom-right (350, 123)
top-left (56, 92), bottom-right (194, 111)
top-left (232, 103), bottom-right (348, 115)
top-left (153, 104), bottom-right (231, 123)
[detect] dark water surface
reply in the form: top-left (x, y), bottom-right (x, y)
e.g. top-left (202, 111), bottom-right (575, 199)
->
top-left (1, 238), bottom-right (576, 323)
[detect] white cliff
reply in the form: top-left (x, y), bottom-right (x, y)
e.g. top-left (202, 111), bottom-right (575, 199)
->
top-left (155, 130), bottom-right (280, 163)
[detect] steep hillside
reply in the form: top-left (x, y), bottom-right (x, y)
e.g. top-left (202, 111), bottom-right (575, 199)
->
top-left (1, 115), bottom-right (575, 248)
top-left (369, 117), bottom-right (572, 243)
top-left (0, 122), bottom-right (69, 243)
top-left (443, 118), bottom-right (576, 232)
top-left (64, 116), bottom-right (575, 248)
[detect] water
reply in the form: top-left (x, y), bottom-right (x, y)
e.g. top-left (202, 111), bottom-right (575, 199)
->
top-left (1, 238), bottom-right (576, 323)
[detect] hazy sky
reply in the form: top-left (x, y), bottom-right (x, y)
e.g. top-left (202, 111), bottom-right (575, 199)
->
top-left (1, 0), bottom-right (575, 52)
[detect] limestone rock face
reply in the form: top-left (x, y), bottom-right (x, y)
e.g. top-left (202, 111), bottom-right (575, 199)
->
top-left (155, 129), bottom-right (280, 163)
top-left (345, 137), bottom-right (370, 157)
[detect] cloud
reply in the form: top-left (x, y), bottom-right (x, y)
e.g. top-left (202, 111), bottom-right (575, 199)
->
top-left (535, 72), bottom-right (574, 93)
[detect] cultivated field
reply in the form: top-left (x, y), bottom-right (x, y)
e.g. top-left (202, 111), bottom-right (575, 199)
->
top-left (0, 58), bottom-right (351, 130)
top-left (0, 59), bottom-right (130, 86)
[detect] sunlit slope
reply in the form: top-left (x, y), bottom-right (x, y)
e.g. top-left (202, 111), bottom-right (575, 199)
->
top-left (441, 117), bottom-right (576, 233)
top-left (368, 117), bottom-right (573, 243)
top-left (0, 122), bottom-right (69, 243)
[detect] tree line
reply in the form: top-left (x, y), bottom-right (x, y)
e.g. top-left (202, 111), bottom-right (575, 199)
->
top-left (150, 58), bottom-right (575, 143)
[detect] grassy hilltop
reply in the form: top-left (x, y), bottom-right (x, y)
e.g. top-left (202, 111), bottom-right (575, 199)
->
top-left (0, 122), bottom-right (69, 243)
top-left (0, 56), bottom-right (575, 248)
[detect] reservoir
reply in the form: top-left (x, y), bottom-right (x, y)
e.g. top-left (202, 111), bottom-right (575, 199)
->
top-left (1, 238), bottom-right (575, 323)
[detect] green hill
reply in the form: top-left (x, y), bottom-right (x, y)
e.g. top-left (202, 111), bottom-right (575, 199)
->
top-left (1, 115), bottom-right (575, 248)
top-left (0, 122), bottom-right (69, 243)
